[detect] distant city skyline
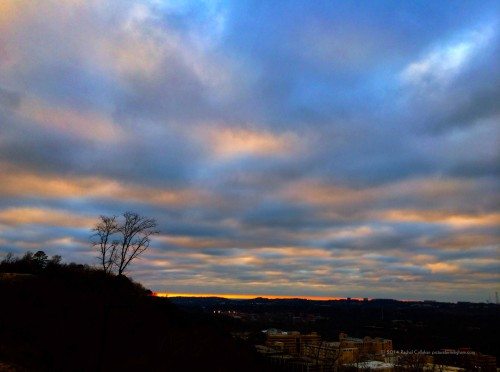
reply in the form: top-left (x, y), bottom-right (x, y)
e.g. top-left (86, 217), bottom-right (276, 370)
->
top-left (0, 0), bottom-right (498, 302)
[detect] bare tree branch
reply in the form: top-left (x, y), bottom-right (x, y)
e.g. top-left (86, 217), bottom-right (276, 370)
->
top-left (91, 215), bottom-right (118, 274)
top-left (91, 212), bottom-right (159, 275)
top-left (115, 212), bottom-right (158, 276)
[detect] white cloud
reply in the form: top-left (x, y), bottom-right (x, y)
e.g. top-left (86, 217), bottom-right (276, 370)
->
top-left (401, 23), bottom-right (495, 88)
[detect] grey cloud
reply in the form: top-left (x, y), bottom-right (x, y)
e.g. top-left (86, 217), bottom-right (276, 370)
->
top-left (0, 87), bottom-right (21, 110)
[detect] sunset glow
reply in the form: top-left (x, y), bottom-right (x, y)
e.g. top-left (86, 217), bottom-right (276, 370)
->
top-left (153, 292), bottom-right (346, 301)
top-left (0, 0), bottom-right (498, 302)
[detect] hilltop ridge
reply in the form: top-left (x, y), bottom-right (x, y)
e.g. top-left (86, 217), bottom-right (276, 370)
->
top-left (0, 253), bottom-right (269, 371)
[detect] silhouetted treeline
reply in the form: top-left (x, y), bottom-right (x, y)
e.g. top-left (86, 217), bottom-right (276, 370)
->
top-left (0, 252), bottom-right (270, 371)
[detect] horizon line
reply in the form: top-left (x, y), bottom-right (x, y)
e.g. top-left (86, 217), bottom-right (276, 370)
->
top-left (152, 292), bottom-right (425, 302)
top-left (151, 293), bottom-right (497, 304)
top-left (153, 292), bottom-right (345, 300)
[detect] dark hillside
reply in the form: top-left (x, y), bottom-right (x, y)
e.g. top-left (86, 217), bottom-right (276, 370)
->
top-left (0, 254), bottom-right (268, 371)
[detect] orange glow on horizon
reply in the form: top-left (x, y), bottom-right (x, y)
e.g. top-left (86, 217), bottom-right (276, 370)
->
top-left (152, 292), bottom-right (356, 301)
top-left (151, 293), bottom-right (426, 302)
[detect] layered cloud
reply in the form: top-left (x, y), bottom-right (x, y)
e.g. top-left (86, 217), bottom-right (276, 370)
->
top-left (0, 0), bottom-right (498, 301)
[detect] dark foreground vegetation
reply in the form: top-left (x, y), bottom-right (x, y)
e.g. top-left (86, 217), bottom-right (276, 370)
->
top-left (0, 252), bottom-right (269, 371)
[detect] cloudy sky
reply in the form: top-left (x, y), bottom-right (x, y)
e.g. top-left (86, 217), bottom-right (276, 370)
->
top-left (0, 0), bottom-right (499, 301)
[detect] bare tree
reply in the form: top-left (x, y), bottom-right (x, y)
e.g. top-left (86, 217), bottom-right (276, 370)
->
top-left (92, 215), bottom-right (119, 274)
top-left (33, 250), bottom-right (49, 268)
top-left (92, 212), bottom-right (158, 275)
top-left (115, 211), bottom-right (158, 275)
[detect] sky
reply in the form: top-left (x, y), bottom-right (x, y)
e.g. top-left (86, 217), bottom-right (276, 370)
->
top-left (0, 0), bottom-right (499, 302)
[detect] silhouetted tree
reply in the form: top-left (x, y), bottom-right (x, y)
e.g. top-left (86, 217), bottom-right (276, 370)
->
top-left (91, 212), bottom-right (158, 275)
top-left (20, 251), bottom-right (36, 272)
top-left (92, 215), bottom-right (119, 273)
top-left (50, 255), bottom-right (62, 265)
top-left (115, 212), bottom-right (158, 275)
top-left (3, 252), bottom-right (13, 263)
top-left (33, 250), bottom-right (48, 268)
top-left (22, 251), bottom-right (34, 262)
top-left (0, 251), bottom-right (64, 273)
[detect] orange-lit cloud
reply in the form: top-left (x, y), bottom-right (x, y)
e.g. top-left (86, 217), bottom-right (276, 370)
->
top-left (378, 210), bottom-right (500, 228)
top-left (0, 164), bottom-right (206, 207)
top-left (17, 97), bottom-right (125, 142)
top-left (203, 127), bottom-right (298, 159)
top-left (282, 177), bottom-right (472, 207)
top-left (420, 235), bottom-right (499, 250)
top-left (0, 207), bottom-right (94, 228)
top-left (0, 1), bottom-right (19, 26)
top-left (158, 235), bottom-right (231, 249)
top-left (425, 262), bottom-right (460, 274)
top-left (0, 1), bottom-right (39, 35)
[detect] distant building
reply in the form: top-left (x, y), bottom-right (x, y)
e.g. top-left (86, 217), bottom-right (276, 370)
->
top-left (339, 333), bottom-right (393, 358)
top-left (302, 341), bottom-right (360, 365)
top-left (265, 330), bottom-right (321, 355)
top-left (261, 331), bottom-right (394, 371)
